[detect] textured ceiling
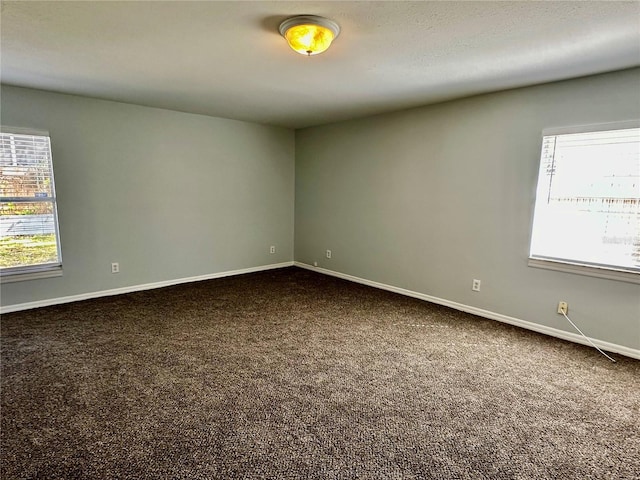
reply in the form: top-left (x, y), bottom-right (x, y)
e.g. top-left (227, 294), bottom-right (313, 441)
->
top-left (1, 1), bottom-right (639, 128)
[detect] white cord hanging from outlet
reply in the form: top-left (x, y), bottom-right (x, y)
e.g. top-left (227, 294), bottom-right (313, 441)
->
top-left (558, 305), bottom-right (616, 363)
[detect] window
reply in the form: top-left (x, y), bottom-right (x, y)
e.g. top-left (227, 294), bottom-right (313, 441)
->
top-left (1, 128), bottom-right (63, 282)
top-left (529, 120), bottom-right (640, 283)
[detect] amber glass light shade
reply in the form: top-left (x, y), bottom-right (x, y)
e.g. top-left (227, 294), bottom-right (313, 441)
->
top-left (284, 24), bottom-right (334, 55)
top-left (279, 16), bottom-right (340, 56)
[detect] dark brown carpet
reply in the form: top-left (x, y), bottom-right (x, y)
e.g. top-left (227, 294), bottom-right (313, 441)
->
top-left (1, 267), bottom-right (639, 479)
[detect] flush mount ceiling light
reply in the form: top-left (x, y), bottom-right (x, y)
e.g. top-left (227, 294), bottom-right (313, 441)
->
top-left (279, 15), bottom-right (340, 56)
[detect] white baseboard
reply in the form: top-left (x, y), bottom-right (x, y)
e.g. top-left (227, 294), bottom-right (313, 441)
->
top-left (294, 262), bottom-right (640, 361)
top-left (0, 262), bottom-right (294, 314)
top-left (4, 260), bottom-right (638, 361)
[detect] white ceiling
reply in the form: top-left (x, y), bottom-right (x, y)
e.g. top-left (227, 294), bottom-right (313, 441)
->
top-left (1, 1), bottom-right (639, 129)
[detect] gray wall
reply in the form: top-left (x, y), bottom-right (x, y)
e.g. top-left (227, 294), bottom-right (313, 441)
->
top-left (295, 68), bottom-right (640, 350)
top-left (1, 86), bottom-right (295, 306)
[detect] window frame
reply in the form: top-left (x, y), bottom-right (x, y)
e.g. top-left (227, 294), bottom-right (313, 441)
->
top-left (1, 126), bottom-right (63, 283)
top-left (528, 120), bottom-right (640, 284)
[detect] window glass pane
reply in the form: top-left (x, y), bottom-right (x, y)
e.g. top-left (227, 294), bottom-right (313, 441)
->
top-left (530, 126), bottom-right (640, 274)
top-left (0, 134), bottom-right (54, 198)
top-left (0, 203), bottom-right (59, 268)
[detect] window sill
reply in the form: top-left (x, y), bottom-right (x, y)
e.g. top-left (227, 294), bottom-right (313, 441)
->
top-left (528, 258), bottom-right (639, 284)
top-left (1, 266), bottom-right (63, 284)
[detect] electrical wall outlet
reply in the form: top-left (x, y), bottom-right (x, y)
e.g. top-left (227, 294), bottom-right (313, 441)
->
top-left (270, 245), bottom-right (276, 254)
top-left (111, 262), bottom-right (120, 274)
top-left (557, 301), bottom-right (568, 315)
top-left (326, 250), bottom-right (332, 259)
top-left (472, 279), bottom-right (481, 292)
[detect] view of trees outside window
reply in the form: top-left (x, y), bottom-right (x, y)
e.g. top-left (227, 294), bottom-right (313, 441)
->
top-left (530, 127), bottom-right (640, 273)
top-left (0, 132), bottom-right (61, 271)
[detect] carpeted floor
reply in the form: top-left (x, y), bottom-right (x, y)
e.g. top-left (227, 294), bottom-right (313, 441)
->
top-left (1, 267), bottom-right (639, 479)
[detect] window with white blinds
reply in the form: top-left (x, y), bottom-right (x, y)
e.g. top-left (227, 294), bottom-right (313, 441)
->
top-left (1, 129), bottom-right (62, 279)
top-left (529, 121), bottom-right (640, 282)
